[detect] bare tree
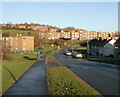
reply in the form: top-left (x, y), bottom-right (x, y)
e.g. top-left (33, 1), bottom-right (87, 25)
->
top-left (0, 38), bottom-right (11, 60)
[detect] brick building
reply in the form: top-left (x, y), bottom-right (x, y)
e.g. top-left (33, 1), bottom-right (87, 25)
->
top-left (2, 34), bottom-right (34, 52)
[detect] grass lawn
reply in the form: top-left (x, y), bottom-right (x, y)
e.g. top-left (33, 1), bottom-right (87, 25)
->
top-left (39, 46), bottom-right (57, 54)
top-left (2, 54), bottom-right (37, 94)
top-left (0, 29), bottom-right (39, 35)
top-left (87, 57), bottom-right (120, 65)
top-left (46, 47), bottom-right (63, 58)
top-left (47, 66), bottom-right (101, 96)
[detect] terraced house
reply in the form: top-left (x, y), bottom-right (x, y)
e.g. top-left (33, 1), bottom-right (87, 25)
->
top-left (87, 37), bottom-right (120, 58)
top-left (2, 34), bottom-right (34, 52)
top-left (114, 38), bottom-right (120, 59)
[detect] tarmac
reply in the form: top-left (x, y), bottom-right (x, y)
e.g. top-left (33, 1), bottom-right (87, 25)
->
top-left (3, 55), bottom-right (48, 95)
top-left (2, 53), bottom-right (61, 96)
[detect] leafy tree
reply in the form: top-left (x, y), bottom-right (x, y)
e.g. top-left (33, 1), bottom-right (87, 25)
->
top-left (54, 39), bottom-right (64, 46)
top-left (80, 40), bottom-right (87, 47)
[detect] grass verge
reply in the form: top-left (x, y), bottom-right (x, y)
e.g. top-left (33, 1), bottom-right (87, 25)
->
top-left (46, 47), bottom-right (63, 58)
top-left (2, 54), bottom-right (36, 94)
top-left (87, 57), bottom-right (120, 65)
top-left (47, 66), bottom-right (101, 96)
top-left (40, 46), bottom-right (57, 54)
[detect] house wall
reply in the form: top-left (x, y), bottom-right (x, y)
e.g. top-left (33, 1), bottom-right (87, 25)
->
top-left (89, 46), bottom-right (99, 56)
top-left (114, 46), bottom-right (120, 59)
top-left (21, 36), bottom-right (34, 51)
top-left (99, 47), bottom-right (104, 57)
top-left (103, 39), bottom-right (116, 57)
top-left (2, 36), bottom-right (34, 52)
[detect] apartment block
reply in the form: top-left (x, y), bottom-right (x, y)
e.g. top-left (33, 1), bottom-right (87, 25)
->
top-left (79, 31), bottom-right (111, 41)
top-left (38, 30), bottom-right (116, 41)
top-left (47, 32), bottom-right (60, 39)
top-left (70, 31), bottom-right (80, 40)
top-left (39, 32), bottom-right (60, 40)
top-left (60, 32), bottom-right (71, 39)
top-left (2, 34), bottom-right (34, 52)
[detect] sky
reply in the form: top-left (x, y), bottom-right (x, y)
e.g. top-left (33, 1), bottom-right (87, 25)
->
top-left (1, 2), bottom-right (118, 32)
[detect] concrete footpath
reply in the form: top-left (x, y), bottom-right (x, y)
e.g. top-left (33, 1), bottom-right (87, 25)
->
top-left (3, 55), bottom-right (48, 95)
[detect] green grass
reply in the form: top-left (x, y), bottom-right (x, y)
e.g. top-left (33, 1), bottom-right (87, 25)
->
top-left (66, 40), bottom-right (81, 47)
top-left (2, 54), bottom-right (37, 94)
top-left (47, 66), bottom-right (101, 96)
top-left (0, 29), bottom-right (39, 35)
top-left (87, 57), bottom-right (120, 65)
top-left (40, 46), bottom-right (57, 54)
top-left (76, 47), bottom-right (87, 50)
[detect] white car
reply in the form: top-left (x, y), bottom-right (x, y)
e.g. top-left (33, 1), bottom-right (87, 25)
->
top-left (72, 52), bottom-right (84, 58)
top-left (64, 50), bottom-right (72, 56)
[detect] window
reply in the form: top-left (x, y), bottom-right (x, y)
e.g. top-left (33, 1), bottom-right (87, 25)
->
top-left (23, 37), bottom-right (26, 40)
top-left (23, 42), bottom-right (26, 45)
top-left (22, 48), bottom-right (26, 50)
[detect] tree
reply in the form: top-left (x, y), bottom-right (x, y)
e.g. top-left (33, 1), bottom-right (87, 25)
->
top-left (0, 39), bottom-right (11, 60)
top-left (28, 32), bottom-right (32, 36)
top-left (54, 39), bottom-right (64, 46)
top-left (80, 40), bottom-right (87, 47)
top-left (2, 32), bottom-right (10, 37)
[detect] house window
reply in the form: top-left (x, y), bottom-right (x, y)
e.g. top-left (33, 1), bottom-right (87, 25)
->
top-left (15, 48), bottom-right (18, 50)
top-left (115, 46), bottom-right (118, 49)
top-left (23, 42), bottom-right (26, 45)
top-left (23, 37), bottom-right (26, 40)
top-left (22, 48), bottom-right (26, 50)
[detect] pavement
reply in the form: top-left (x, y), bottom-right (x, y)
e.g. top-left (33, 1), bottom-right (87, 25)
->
top-left (2, 50), bottom-right (119, 96)
top-left (54, 50), bottom-right (119, 96)
top-left (2, 53), bottom-right (61, 96)
top-left (3, 55), bottom-right (48, 95)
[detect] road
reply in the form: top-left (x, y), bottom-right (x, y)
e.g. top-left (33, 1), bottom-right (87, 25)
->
top-left (54, 49), bottom-right (119, 96)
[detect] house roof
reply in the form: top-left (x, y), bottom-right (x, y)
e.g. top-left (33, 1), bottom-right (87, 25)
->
top-left (89, 39), bottom-right (103, 46)
top-left (114, 37), bottom-right (120, 46)
top-left (99, 39), bottom-right (112, 47)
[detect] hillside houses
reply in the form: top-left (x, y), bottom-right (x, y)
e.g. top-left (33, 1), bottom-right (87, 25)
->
top-left (87, 37), bottom-right (120, 59)
top-left (1, 23), bottom-right (118, 41)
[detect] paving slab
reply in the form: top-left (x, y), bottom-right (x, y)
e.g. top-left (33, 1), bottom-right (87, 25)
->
top-left (3, 55), bottom-right (48, 95)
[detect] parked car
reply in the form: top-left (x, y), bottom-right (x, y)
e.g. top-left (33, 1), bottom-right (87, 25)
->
top-left (64, 50), bottom-right (72, 56)
top-left (72, 52), bottom-right (84, 58)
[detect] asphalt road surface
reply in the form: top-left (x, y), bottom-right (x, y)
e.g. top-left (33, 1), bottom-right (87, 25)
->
top-left (54, 50), bottom-right (119, 96)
